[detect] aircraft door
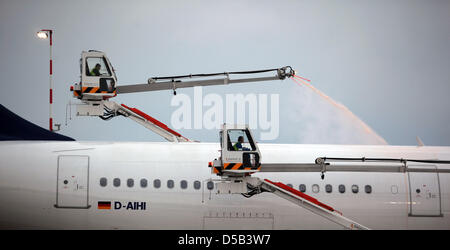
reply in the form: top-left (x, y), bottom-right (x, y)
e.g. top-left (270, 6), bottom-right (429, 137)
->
top-left (408, 166), bottom-right (442, 217)
top-left (55, 155), bottom-right (90, 209)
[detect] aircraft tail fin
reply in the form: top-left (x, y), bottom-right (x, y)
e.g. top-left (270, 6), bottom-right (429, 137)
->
top-left (0, 104), bottom-right (75, 141)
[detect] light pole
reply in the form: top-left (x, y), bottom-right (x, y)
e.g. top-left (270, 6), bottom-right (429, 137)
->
top-left (36, 29), bottom-right (58, 132)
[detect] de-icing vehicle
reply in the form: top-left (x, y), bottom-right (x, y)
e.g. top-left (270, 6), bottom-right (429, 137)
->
top-left (208, 124), bottom-right (372, 230)
top-left (70, 50), bottom-right (294, 142)
top-left (207, 123), bottom-right (450, 230)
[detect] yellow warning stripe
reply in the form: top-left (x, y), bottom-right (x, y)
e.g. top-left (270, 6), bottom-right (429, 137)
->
top-left (222, 163), bottom-right (261, 171)
top-left (231, 163), bottom-right (242, 170)
top-left (80, 87), bottom-right (116, 95)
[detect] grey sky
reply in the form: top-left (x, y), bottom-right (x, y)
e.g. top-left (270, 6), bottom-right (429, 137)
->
top-left (1, 0), bottom-right (449, 145)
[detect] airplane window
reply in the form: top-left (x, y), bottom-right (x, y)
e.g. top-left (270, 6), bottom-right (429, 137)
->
top-left (365, 185), bottom-right (372, 194)
top-left (154, 179), bottom-right (161, 189)
top-left (312, 184), bottom-right (319, 193)
top-left (351, 185), bottom-right (359, 194)
top-left (113, 178), bottom-right (120, 187)
top-left (325, 184), bottom-right (332, 193)
top-left (207, 181), bottom-right (214, 190)
top-left (127, 178), bottom-right (134, 188)
top-left (287, 184), bottom-right (293, 188)
top-left (140, 179), bottom-right (148, 188)
top-left (167, 180), bottom-right (174, 189)
top-left (338, 184), bottom-right (345, 193)
top-left (181, 180), bottom-right (187, 189)
top-left (299, 184), bottom-right (306, 193)
top-left (100, 177), bottom-right (107, 187)
top-left (391, 185), bottom-right (398, 194)
top-left (194, 181), bottom-right (201, 190)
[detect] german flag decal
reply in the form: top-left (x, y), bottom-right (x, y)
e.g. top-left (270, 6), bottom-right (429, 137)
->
top-left (98, 201), bottom-right (111, 209)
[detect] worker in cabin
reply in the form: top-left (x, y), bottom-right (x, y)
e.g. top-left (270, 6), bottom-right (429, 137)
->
top-left (90, 63), bottom-right (101, 76)
top-left (233, 136), bottom-right (250, 151)
top-left (233, 136), bottom-right (244, 151)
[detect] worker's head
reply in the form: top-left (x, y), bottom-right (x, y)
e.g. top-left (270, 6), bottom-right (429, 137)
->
top-left (238, 136), bottom-right (244, 143)
top-left (95, 63), bottom-right (101, 70)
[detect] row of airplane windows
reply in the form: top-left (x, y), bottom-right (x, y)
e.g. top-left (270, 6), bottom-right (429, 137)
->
top-left (98, 177), bottom-right (373, 194)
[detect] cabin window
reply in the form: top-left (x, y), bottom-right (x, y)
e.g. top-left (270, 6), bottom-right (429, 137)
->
top-left (325, 184), bottom-right (332, 193)
top-left (194, 181), bottom-right (201, 190)
top-left (339, 184), bottom-right (346, 193)
top-left (287, 184), bottom-right (293, 188)
top-left (365, 185), bottom-right (372, 194)
top-left (180, 180), bottom-right (188, 189)
top-left (299, 184), bottom-right (306, 192)
top-left (167, 180), bottom-right (174, 189)
top-left (113, 178), bottom-right (120, 187)
top-left (140, 179), bottom-right (148, 188)
top-left (99, 78), bottom-right (115, 92)
top-left (207, 181), bottom-right (214, 190)
top-left (127, 178), bottom-right (134, 188)
top-left (312, 184), bottom-right (319, 193)
top-left (100, 177), bottom-right (107, 187)
top-left (227, 129), bottom-right (256, 151)
top-left (154, 179), bottom-right (161, 189)
top-left (86, 57), bottom-right (111, 76)
top-left (351, 185), bottom-right (359, 194)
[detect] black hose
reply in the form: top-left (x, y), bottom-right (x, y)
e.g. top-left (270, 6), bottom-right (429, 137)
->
top-left (151, 67), bottom-right (293, 81)
top-left (99, 115), bottom-right (114, 121)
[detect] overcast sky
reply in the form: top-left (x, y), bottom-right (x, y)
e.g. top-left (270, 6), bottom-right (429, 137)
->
top-left (1, 0), bottom-right (449, 146)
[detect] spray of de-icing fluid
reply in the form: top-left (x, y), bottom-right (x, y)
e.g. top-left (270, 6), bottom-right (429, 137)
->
top-left (292, 75), bottom-right (388, 145)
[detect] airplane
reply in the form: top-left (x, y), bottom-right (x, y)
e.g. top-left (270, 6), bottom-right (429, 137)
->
top-left (0, 51), bottom-right (449, 230)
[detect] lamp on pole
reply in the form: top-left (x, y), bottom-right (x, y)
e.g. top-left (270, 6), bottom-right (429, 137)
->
top-left (36, 29), bottom-right (59, 132)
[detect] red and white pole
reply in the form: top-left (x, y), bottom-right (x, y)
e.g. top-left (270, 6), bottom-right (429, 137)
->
top-left (38, 29), bottom-right (54, 131)
top-left (49, 30), bottom-right (53, 132)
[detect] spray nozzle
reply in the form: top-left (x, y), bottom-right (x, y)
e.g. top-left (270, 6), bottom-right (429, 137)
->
top-left (277, 66), bottom-right (295, 79)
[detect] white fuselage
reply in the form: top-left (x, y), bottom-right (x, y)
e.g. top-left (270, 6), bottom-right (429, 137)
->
top-left (0, 141), bottom-right (449, 229)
